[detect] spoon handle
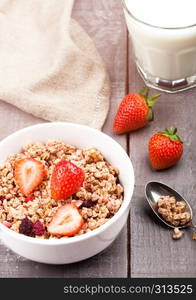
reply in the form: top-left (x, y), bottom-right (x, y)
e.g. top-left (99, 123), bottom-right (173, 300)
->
top-left (190, 223), bottom-right (196, 240)
top-left (187, 223), bottom-right (196, 228)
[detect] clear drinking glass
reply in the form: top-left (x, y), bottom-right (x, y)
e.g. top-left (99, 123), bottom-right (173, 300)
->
top-left (123, 0), bottom-right (196, 93)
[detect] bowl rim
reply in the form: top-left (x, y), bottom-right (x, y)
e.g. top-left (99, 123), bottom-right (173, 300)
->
top-left (0, 122), bottom-right (134, 245)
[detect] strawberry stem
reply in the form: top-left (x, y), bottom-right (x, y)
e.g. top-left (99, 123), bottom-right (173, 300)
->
top-left (139, 86), bottom-right (161, 122)
top-left (147, 98), bottom-right (157, 108)
top-left (139, 86), bottom-right (150, 99)
top-left (161, 127), bottom-right (182, 142)
top-left (147, 108), bottom-right (154, 121)
top-left (139, 86), bottom-right (161, 108)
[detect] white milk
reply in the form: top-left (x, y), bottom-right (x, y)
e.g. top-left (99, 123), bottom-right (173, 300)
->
top-left (123, 0), bottom-right (196, 91)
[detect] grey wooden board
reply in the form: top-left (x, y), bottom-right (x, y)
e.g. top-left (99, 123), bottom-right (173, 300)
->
top-left (128, 38), bottom-right (196, 277)
top-left (0, 0), bottom-right (128, 278)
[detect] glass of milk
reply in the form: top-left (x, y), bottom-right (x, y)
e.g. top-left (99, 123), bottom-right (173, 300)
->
top-left (123, 0), bottom-right (196, 93)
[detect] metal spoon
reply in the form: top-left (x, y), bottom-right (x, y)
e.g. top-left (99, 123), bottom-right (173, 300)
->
top-left (145, 181), bottom-right (194, 229)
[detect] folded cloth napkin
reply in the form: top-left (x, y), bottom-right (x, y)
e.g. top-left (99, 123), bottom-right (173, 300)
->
top-left (0, 0), bottom-right (110, 129)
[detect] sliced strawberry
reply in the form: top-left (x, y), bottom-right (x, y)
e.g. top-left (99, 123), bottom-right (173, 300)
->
top-left (71, 199), bottom-right (83, 208)
top-left (14, 158), bottom-right (46, 196)
top-left (47, 203), bottom-right (84, 237)
top-left (50, 160), bottom-right (85, 200)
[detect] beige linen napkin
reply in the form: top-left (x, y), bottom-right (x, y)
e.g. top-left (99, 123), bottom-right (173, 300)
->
top-left (0, 0), bottom-right (110, 129)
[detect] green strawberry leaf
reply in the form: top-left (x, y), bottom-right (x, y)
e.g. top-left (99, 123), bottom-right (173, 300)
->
top-left (147, 99), bottom-right (157, 107)
top-left (161, 127), bottom-right (183, 142)
top-left (146, 108), bottom-right (154, 121)
top-left (139, 86), bottom-right (161, 108)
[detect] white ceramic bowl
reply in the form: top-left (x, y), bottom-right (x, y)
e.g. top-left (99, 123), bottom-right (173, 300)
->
top-left (0, 122), bottom-right (134, 264)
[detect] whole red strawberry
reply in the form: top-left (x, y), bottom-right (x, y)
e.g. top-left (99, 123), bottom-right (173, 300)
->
top-left (50, 160), bottom-right (85, 200)
top-left (149, 127), bottom-right (183, 170)
top-left (113, 87), bottom-right (160, 134)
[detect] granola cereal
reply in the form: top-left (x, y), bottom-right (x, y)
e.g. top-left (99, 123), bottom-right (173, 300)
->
top-left (157, 195), bottom-right (191, 227)
top-left (172, 227), bottom-right (184, 240)
top-left (0, 141), bottom-right (124, 239)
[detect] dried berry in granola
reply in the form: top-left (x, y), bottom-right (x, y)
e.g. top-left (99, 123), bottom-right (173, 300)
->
top-left (81, 200), bottom-right (97, 208)
top-left (25, 195), bottom-right (35, 203)
top-left (32, 220), bottom-right (45, 236)
top-left (0, 196), bottom-right (5, 202)
top-left (19, 217), bottom-right (34, 236)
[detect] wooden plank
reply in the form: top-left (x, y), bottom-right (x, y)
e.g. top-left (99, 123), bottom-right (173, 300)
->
top-left (65, 0), bottom-right (128, 278)
top-left (128, 38), bottom-right (196, 277)
top-left (0, 0), bottom-right (128, 278)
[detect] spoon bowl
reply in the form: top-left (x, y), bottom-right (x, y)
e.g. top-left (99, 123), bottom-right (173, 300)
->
top-left (145, 181), bottom-right (193, 229)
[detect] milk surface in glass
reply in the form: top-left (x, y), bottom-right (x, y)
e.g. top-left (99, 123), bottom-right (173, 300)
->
top-left (123, 0), bottom-right (196, 92)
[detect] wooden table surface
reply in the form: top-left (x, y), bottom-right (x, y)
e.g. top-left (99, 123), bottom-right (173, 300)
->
top-left (0, 0), bottom-right (196, 278)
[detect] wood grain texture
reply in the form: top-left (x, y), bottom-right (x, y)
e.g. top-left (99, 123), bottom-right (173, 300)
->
top-left (0, 0), bottom-right (128, 278)
top-left (128, 38), bottom-right (196, 277)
